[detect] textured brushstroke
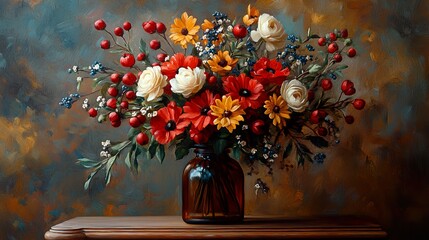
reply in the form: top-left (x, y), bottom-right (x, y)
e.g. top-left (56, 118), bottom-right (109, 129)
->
top-left (0, 0), bottom-right (428, 239)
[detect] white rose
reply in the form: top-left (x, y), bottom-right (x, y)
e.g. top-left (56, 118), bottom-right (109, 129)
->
top-left (136, 66), bottom-right (168, 102)
top-left (170, 67), bottom-right (206, 98)
top-left (280, 79), bottom-right (308, 112)
top-left (250, 13), bottom-right (287, 52)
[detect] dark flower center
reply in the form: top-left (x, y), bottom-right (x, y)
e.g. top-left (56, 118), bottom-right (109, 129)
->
top-left (218, 60), bottom-right (228, 67)
top-left (223, 110), bottom-right (232, 118)
top-left (265, 67), bottom-right (276, 73)
top-left (181, 28), bottom-right (189, 35)
top-left (176, 68), bottom-right (180, 74)
top-left (165, 120), bottom-right (177, 131)
top-left (200, 106), bottom-right (210, 115)
top-left (239, 88), bottom-right (251, 97)
top-left (273, 106), bottom-right (281, 113)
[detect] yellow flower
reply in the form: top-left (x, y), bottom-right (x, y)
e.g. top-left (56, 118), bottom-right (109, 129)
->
top-left (264, 94), bottom-right (291, 129)
top-left (170, 12), bottom-right (200, 49)
top-left (211, 96), bottom-right (245, 133)
top-left (243, 4), bottom-right (260, 26)
top-left (207, 50), bottom-right (238, 76)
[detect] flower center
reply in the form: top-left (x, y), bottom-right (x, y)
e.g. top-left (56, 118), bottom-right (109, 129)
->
top-left (181, 28), bottom-right (189, 35)
top-left (273, 105), bottom-right (281, 113)
top-left (265, 67), bottom-right (275, 73)
top-left (218, 60), bottom-right (228, 67)
top-left (200, 106), bottom-right (210, 115)
top-left (223, 110), bottom-right (232, 118)
top-left (165, 120), bottom-right (177, 131)
top-left (239, 88), bottom-right (251, 97)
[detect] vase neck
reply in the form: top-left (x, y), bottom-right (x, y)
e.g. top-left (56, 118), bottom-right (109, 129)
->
top-left (194, 145), bottom-right (216, 160)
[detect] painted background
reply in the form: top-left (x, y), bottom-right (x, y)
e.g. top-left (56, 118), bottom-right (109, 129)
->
top-left (0, 0), bottom-right (428, 239)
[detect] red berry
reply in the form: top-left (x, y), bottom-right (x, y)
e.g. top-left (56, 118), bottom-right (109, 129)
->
top-left (120, 101), bottom-right (129, 109)
top-left (88, 108), bottom-right (98, 117)
top-left (333, 53), bottom-right (342, 62)
top-left (137, 53), bottom-right (146, 61)
top-left (114, 27), bottom-right (124, 36)
top-left (107, 87), bottom-right (119, 97)
top-left (208, 75), bottom-right (217, 85)
top-left (136, 132), bottom-right (149, 145)
top-left (318, 109), bottom-right (327, 119)
top-left (122, 72), bottom-right (137, 86)
top-left (129, 117), bottom-right (141, 128)
top-left (156, 53), bottom-right (167, 62)
top-left (123, 21), bottom-right (132, 31)
top-left (327, 42), bottom-right (338, 53)
top-left (341, 80), bottom-right (354, 92)
top-left (347, 48), bottom-right (357, 57)
top-left (125, 90), bottom-right (136, 100)
top-left (352, 99), bottom-right (366, 110)
top-left (136, 114), bottom-right (146, 124)
top-left (307, 90), bottom-right (315, 103)
top-left (317, 127), bottom-right (328, 136)
top-left (341, 29), bottom-right (348, 38)
top-left (310, 110), bottom-right (327, 124)
top-left (345, 115), bottom-right (354, 124)
top-left (329, 32), bottom-right (337, 41)
top-left (152, 62), bottom-right (160, 67)
top-left (344, 87), bottom-right (356, 95)
top-left (111, 120), bottom-right (121, 128)
top-left (142, 20), bottom-right (157, 34)
top-left (100, 40), bottom-right (110, 49)
top-left (94, 19), bottom-right (106, 30)
top-left (149, 40), bottom-right (161, 50)
top-left (106, 98), bottom-right (117, 109)
top-left (108, 112), bottom-right (120, 122)
top-left (251, 120), bottom-right (265, 135)
top-left (318, 37), bottom-right (326, 46)
top-left (156, 22), bottom-right (167, 33)
top-left (110, 73), bottom-right (121, 83)
top-left (321, 78), bottom-right (333, 91)
top-left (120, 53), bottom-right (135, 68)
top-left (232, 24), bottom-right (247, 39)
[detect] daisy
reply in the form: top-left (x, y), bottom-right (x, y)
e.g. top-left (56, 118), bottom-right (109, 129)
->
top-left (223, 73), bottom-right (264, 109)
top-left (263, 94), bottom-right (291, 129)
top-left (210, 96), bottom-right (245, 133)
top-left (170, 12), bottom-right (200, 49)
top-left (207, 50), bottom-right (238, 76)
top-left (150, 102), bottom-right (190, 144)
top-left (251, 57), bottom-right (290, 85)
top-left (181, 90), bottom-right (219, 131)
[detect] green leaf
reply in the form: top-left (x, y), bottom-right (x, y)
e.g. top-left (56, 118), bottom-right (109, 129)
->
top-left (297, 142), bottom-right (312, 154)
top-left (105, 156), bottom-right (117, 185)
top-left (128, 128), bottom-right (141, 141)
top-left (297, 153), bottom-right (305, 166)
top-left (306, 136), bottom-right (329, 148)
top-left (282, 141), bottom-right (293, 160)
top-left (76, 81), bottom-right (81, 92)
top-left (125, 144), bottom-right (136, 169)
top-left (307, 27), bottom-right (311, 37)
top-left (156, 144), bottom-right (165, 163)
top-left (84, 171), bottom-right (97, 190)
top-left (148, 141), bottom-right (158, 159)
top-left (109, 49), bottom-right (123, 54)
top-left (175, 146), bottom-right (189, 160)
top-left (110, 141), bottom-right (130, 153)
top-left (77, 158), bottom-right (100, 169)
top-left (139, 39), bottom-right (147, 53)
top-left (190, 47), bottom-right (198, 56)
top-left (308, 64), bottom-right (322, 74)
top-left (335, 65), bottom-right (348, 71)
top-left (232, 146), bottom-right (241, 160)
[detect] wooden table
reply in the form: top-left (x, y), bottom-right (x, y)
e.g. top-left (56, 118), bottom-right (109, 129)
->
top-left (45, 215), bottom-right (387, 239)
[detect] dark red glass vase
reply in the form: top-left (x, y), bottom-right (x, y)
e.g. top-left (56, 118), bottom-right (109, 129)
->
top-left (182, 145), bottom-right (244, 224)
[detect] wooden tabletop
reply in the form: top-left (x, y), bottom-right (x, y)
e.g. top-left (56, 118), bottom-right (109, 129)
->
top-left (45, 215), bottom-right (387, 239)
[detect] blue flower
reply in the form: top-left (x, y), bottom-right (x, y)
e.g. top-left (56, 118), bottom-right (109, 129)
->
top-left (59, 93), bottom-right (80, 109)
top-left (313, 153), bottom-right (326, 164)
top-left (90, 61), bottom-right (105, 76)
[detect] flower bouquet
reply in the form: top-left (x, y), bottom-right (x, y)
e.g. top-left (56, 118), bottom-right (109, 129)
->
top-left (61, 5), bottom-right (365, 195)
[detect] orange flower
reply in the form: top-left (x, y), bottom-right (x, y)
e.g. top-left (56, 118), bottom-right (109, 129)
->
top-left (243, 4), bottom-right (260, 26)
top-left (207, 50), bottom-right (238, 76)
top-left (201, 19), bottom-right (214, 30)
top-left (170, 12), bottom-right (200, 49)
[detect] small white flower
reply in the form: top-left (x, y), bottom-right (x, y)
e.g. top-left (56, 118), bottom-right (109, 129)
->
top-left (88, 65), bottom-right (92, 69)
top-left (131, 111), bottom-right (138, 117)
top-left (101, 140), bottom-right (111, 147)
top-left (288, 56), bottom-right (294, 61)
top-left (296, 60), bottom-right (302, 65)
top-left (242, 125), bottom-right (248, 130)
top-left (98, 102), bottom-right (105, 107)
top-left (273, 153), bottom-right (278, 158)
top-left (202, 35), bottom-right (207, 40)
top-left (255, 183), bottom-right (261, 189)
top-left (76, 76), bottom-right (83, 83)
top-left (152, 111), bottom-right (158, 117)
top-left (72, 66), bottom-right (79, 72)
top-left (263, 154), bottom-right (269, 159)
top-left (147, 113), bottom-right (152, 118)
top-left (93, 64), bottom-right (100, 70)
top-left (141, 109), bottom-right (147, 115)
top-left (217, 26), bottom-right (223, 32)
top-left (240, 141), bottom-right (247, 147)
top-left (209, 53), bottom-right (214, 58)
top-left (82, 103), bottom-right (88, 109)
top-left (96, 96), bottom-right (102, 102)
top-left (265, 143), bottom-right (272, 149)
top-left (217, 19), bottom-right (223, 25)
top-left (236, 135), bottom-right (241, 140)
top-left (251, 148), bottom-right (257, 154)
top-left (268, 158), bottom-right (274, 163)
top-left (202, 60), bottom-right (207, 65)
top-left (164, 55), bottom-right (170, 62)
top-left (227, 25), bottom-right (233, 32)
top-left (306, 55), bottom-right (311, 60)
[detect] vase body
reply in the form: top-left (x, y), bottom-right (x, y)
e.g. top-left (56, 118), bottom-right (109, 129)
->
top-left (182, 146), bottom-right (244, 224)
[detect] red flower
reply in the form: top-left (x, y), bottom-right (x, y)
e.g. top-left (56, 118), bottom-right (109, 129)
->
top-left (223, 73), bottom-right (264, 109)
top-left (161, 53), bottom-right (200, 79)
top-left (150, 102), bottom-right (190, 144)
top-left (181, 90), bottom-right (219, 131)
top-left (251, 57), bottom-right (290, 85)
top-left (189, 125), bottom-right (215, 144)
